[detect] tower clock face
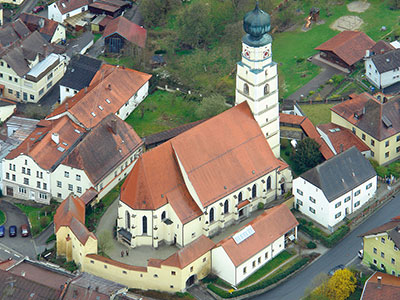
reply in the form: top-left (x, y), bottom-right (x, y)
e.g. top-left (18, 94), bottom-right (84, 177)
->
top-left (263, 49), bottom-right (270, 59)
top-left (244, 49), bottom-right (250, 58)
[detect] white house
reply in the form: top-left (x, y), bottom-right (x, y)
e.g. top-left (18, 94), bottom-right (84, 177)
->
top-left (293, 147), bottom-right (377, 230)
top-left (212, 204), bottom-right (298, 286)
top-left (365, 48), bottom-right (400, 89)
top-left (48, 0), bottom-right (90, 23)
top-left (19, 13), bottom-right (66, 44)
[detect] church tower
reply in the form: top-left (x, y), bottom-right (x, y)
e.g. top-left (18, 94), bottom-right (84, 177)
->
top-left (235, 3), bottom-right (280, 157)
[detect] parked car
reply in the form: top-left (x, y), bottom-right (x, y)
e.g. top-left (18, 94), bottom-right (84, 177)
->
top-left (21, 224), bottom-right (29, 237)
top-left (358, 249), bottom-right (364, 259)
top-left (32, 5), bottom-right (44, 13)
top-left (9, 225), bottom-right (17, 237)
top-left (328, 264), bottom-right (345, 276)
top-left (0, 225), bottom-right (4, 237)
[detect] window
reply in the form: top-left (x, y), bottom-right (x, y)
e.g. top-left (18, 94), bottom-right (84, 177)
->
top-left (37, 181), bottom-right (41, 189)
top-left (309, 196), bottom-right (316, 203)
top-left (39, 88), bottom-right (44, 96)
top-left (243, 83), bottom-right (249, 95)
top-left (57, 193), bottom-right (62, 198)
top-left (203, 257), bottom-right (207, 262)
top-left (43, 183), bottom-right (47, 190)
top-left (362, 133), bottom-right (366, 140)
top-left (265, 252), bottom-right (268, 259)
top-left (64, 171), bottom-right (69, 178)
top-left (397, 146), bottom-right (400, 153)
top-left (381, 252), bottom-right (385, 258)
top-left (238, 192), bottom-right (243, 202)
top-left (68, 184), bottom-right (73, 191)
top-left (24, 178), bottom-right (29, 185)
top-left (392, 258), bottom-right (396, 265)
top-left (12, 174), bottom-right (16, 181)
top-left (264, 84), bottom-right (270, 95)
top-left (335, 201), bottom-right (341, 208)
top-left (161, 211), bottom-right (166, 220)
top-left (386, 140), bottom-right (390, 147)
top-left (224, 199), bottom-right (229, 214)
top-left (297, 189), bottom-right (303, 196)
top-left (335, 212), bottom-right (341, 219)
top-left (57, 181), bottom-right (62, 188)
top-left (47, 81), bottom-right (52, 89)
top-left (309, 207), bottom-right (315, 214)
top-left (23, 92), bottom-right (27, 101)
top-left (142, 216), bottom-right (147, 234)
top-left (382, 237), bottom-right (386, 244)
top-left (209, 207), bottom-right (215, 223)
top-left (77, 186), bottom-right (82, 193)
top-left (371, 139), bottom-right (375, 147)
top-left (76, 174), bottom-right (81, 181)
top-left (252, 261), bottom-right (256, 268)
top-left (297, 199), bottom-right (303, 206)
top-left (354, 201), bottom-right (360, 208)
top-left (171, 271), bottom-right (176, 276)
top-left (243, 267), bottom-right (247, 274)
top-left (190, 266), bottom-right (193, 272)
top-left (5, 173), bottom-right (9, 180)
top-left (8, 76), bottom-right (11, 81)
top-left (27, 168), bottom-right (31, 175)
top-left (371, 151), bottom-right (374, 157)
top-left (22, 167), bottom-right (26, 174)
top-left (39, 193), bottom-right (47, 200)
top-left (366, 183), bottom-right (372, 190)
top-left (19, 187), bottom-right (26, 194)
top-left (352, 127), bottom-right (355, 134)
top-left (385, 152), bottom-right (390, 158)
top-left (381, 263), bottom-right (385, 269)
top-left (373, 259), bottom-right (377, 265)
top-left (344, 196), bottom-right (351, 203)
top-left (47, 73), bottom-right (53, 81)
top-left (397, 135), bottom-right (400, 142)
top-left (252, 184), bottom-right (257, 198)
top-left (373, 247), bottom-right (377, 254)
top-left (266, 176), bottom-right (271, 191)
top-left (354, 190), bottom-right (360, 196)
top-left (16, 92), bottom-right (20, 98)
top-left (258, 257), bottom-right (261, 264)
top-left (30, 95), bottom-right (34, 101)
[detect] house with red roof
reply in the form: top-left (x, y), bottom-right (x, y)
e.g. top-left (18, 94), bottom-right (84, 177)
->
top-left (361, 272), bottom-right (400, 300)
top-left (103, 16), bottom-right (146, 53)
top-left (212, 204), bottom-right (297, 286)
top-left (48, 0), bottom-right (91, 23)
top-left (315, 31), bottom-right (375, 71)
top-left (19, 13), bottom-right (66, 44)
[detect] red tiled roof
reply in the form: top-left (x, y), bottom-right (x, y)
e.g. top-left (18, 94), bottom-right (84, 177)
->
top-left (55, 0), bottom-right (90, 15)
top-left (103, 16), bottom-right (146, 48)
top-left (315, 31), bottom-right (375, 66)
top-left (89, 2), bottom-right (120, 13)
top-left (0, 258), bottom-right (16, 270)
top-left (162, 235), bottom-right (215, 269)
top-left (80, 187), bottom-right (98, 205)
top-left (280, 113), bottom-right (334, 160)
top-left (361, 272), bottom-right (400, 300)
top-left (47, 65), bottom-right (151, 129)
top-left (6, 116), bottom-right (86, 170)
top-left (19, 13), bottom-right (61, 39)
top-left (98, 15), bottom-right (113, 28)
top-left (86, 254), bottom-right (147, 272)
top-left (217, 204), bottom-right (298, 267)
top-left (54, 194), bottom-right (85, 233)
top-left (317, 123), bottom-right (370, 154)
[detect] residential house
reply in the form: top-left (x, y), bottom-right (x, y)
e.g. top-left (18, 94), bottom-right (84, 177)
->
top-left (19, 13), bottom-right (66, 44)
top-left (65, 31), bottom-right (94, 57)
top-left (293, 147), bottom-right (377, 230)
top-left (59, 54), bottom-right (102, 103)
top-left (0, 20), bottom-right (67, 103)
top-left (361, 272), bottom-right (400, 299)
top-left (360, 217), bottom-right (400, 276)
top-left (317, 123), bottom-right (371, 157)
top-left (279, 113), bottom-right (334, 160)
top-left (117, 102), bottom-right (292, 249)
top-left (48, 0), bottom-right (91, 24)
top-left (0, 99), bottom-right (16, 122)
top-left (51, 114), bottom-right (144, 201)
top-left (365, 48), bottom-right (400, 89)
top-left (103, 16), bottom-right (146, 53)
top-left (55, 194), bottom-right (97, 267)
top-left (331, 92), bottom-right (400, 165)
top-left (47, 64), bottom-right (152, 129)
top-left (315, 31), bottom-right (375, 71)
top-left (212, 204), bottom-right (298, 286)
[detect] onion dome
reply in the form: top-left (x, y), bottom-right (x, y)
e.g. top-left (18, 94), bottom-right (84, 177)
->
top-left (243, 2), bottom-right (272, 47)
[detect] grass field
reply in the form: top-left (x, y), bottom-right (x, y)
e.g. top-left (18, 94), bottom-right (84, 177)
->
top-left (0, 210), bottom-right (5, 225)
top-left (15, 204), bottom-right (56, 237)
top-left (125, 90), bottom-right (200, 137)
top-left (299, 103), bottom-right (335, 126)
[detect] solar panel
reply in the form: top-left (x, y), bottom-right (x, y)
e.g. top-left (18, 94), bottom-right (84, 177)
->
top-left (233, 225), bottom-right (255, 244)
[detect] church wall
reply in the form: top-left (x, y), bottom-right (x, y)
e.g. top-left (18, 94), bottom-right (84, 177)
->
top-left (183, 216), bottom-right (203, 247)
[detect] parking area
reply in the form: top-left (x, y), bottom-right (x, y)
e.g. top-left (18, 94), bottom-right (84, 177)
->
top-left (0, 200), bottom-right (37, 259)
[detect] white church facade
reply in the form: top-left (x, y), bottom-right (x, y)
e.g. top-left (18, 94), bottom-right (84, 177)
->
top-left (116, 4), bottom-right (290, 249)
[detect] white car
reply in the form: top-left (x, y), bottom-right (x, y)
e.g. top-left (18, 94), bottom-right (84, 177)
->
top-left (358, 249), bottom-right (363, 259)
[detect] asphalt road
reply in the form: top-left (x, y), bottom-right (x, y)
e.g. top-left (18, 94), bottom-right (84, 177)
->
top-left (254, 191), bottom-right (400, 300)
top-left (0, 201), bottom-right (36, 260)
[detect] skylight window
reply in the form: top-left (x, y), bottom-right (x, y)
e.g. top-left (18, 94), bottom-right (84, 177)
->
top-left (105, 98), bottom-right (111, 104)
top-left (57, 146), bottom-right (65, 152)
top-left (62, 142), bottom-right (68, 146)
top-left (74, 129), bottom-right (81, 134)
top-left (98, 105), bottom-right (103, 111)
top-left (36, 132), bottom-right (42, 135)
top-left (91, 112), bottom-right (96, 117)
top-left (233, 225), bottom-right (255, 244)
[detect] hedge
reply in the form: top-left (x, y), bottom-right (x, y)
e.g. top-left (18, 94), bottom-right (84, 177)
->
top-left (299, 221), bottom-right (349, 248)
top-left (208, 257), bottom-right (310, 298)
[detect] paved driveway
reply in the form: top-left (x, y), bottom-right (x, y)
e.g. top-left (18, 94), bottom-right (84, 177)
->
top-left (0, 200), bottom-right (37, 259)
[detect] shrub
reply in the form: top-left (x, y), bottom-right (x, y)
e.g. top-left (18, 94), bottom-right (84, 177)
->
top-left (281, 139), bottom-right (290, 149)
top-left (306, 241), bottom-right (317, 249)
top-left (299, 222), bottom-right (349, 248)
top-left (296, 57), bottom-right (305, 64)
top-left (40, 216), bottom-right (50, 228)
top-left (309, 90), bottom-right (315, 96)
top-left (257, 202), bottom-right (264, 210)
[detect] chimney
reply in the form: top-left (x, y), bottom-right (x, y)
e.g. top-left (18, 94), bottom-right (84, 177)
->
top-left (340, 144), bottom-right (343, 153)
top-left (107, 84), bottom-right (112, 91)
top-left (21, 271), bottom-right (25, 277)
top-left (110, 119), bottom-right (117, 135)
top-left (84, 87), bottom-right (87, 93)
top-left (52, 132), bottom-right (59, 144)
top-left (377, 276), bottom-right (382, 289)
top-left (366, 49), bottom-right (370, 57)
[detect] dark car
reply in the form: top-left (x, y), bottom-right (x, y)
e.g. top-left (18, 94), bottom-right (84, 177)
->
top-left (328, 264), bottom-right (345, 276)
top-left (0, 225), bottom-right (4, 237)
top-left (32, 5), bottom-right (44, 13)
top-left (9, 225), bottom-right (17, 237)
top-left (21, 224), bottom-right (29, 237)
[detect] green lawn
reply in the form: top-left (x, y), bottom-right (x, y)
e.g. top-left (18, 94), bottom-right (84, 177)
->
top-left (93, 33), bottom-right (102, 43)
top-left (125, 90), bottom-right (200, 137)
top-left (98, 55), bottom-right (136, 69)
top-left (15, 203), bottom-right (57, 237)
top-left (0, 210), bottom-right (5, 225)
top-left (299, 103), bottom-right (335, 126)
top-left (369, 159), bottom-right (400, 178)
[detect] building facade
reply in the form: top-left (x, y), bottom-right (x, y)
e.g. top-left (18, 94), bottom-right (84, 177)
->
top-left (365, 48), bottom-right (400, 89)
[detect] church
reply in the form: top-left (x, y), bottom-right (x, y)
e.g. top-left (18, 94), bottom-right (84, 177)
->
top-left (117, 4), bottom-right (291, 249)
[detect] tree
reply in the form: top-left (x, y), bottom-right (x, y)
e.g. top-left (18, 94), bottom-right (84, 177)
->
top-left (139, 0), bottom-right (180, 28)
top-left (326, 269), bottom-right (357, 300)
top-left (387, 0), bottom-right (400, 10)
top-left (195, 94), bottom-right (227, 120)
top-left (97, 231), bottom-right (113, 255)
top-left (177, 2), bottom-right (214, 49)
top-left (291, 137), bottom-right (323, 174)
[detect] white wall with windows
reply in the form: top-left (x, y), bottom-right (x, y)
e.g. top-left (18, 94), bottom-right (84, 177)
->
top-left (115, 82), bottom-right (149, 121)
top-left (59, 85), bottom-right (78, 103)
top-left (48, 4), bottom-right (88, 23)
top-left (293, 175), bottom-right (377, 230)
top-left (365, 59), bottom-right (400, 89)
top-left (51, 165), bottom-right (91, 200)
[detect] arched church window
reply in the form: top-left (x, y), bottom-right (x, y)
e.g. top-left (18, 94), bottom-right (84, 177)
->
top-left (224, 200), bottom-right (229, 214)
top-left (264, 84), bottom-right (270, 95)
top-left (209, 207), bottom-right (215, 223)
top-left (126, 211), bottom-right (130, 229)
top-left (161, 211), bottom-right (166, 220)
top-left (238, 192), bottom-right (243, 202)
top-left (267, 176), bottom-right (271, 191)
top-left (244, 83), bottom-right (249, 95)
top-left (252, 184), bottom-right (257, 198)
top-left (142, 216), bottom-right (148, 234)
